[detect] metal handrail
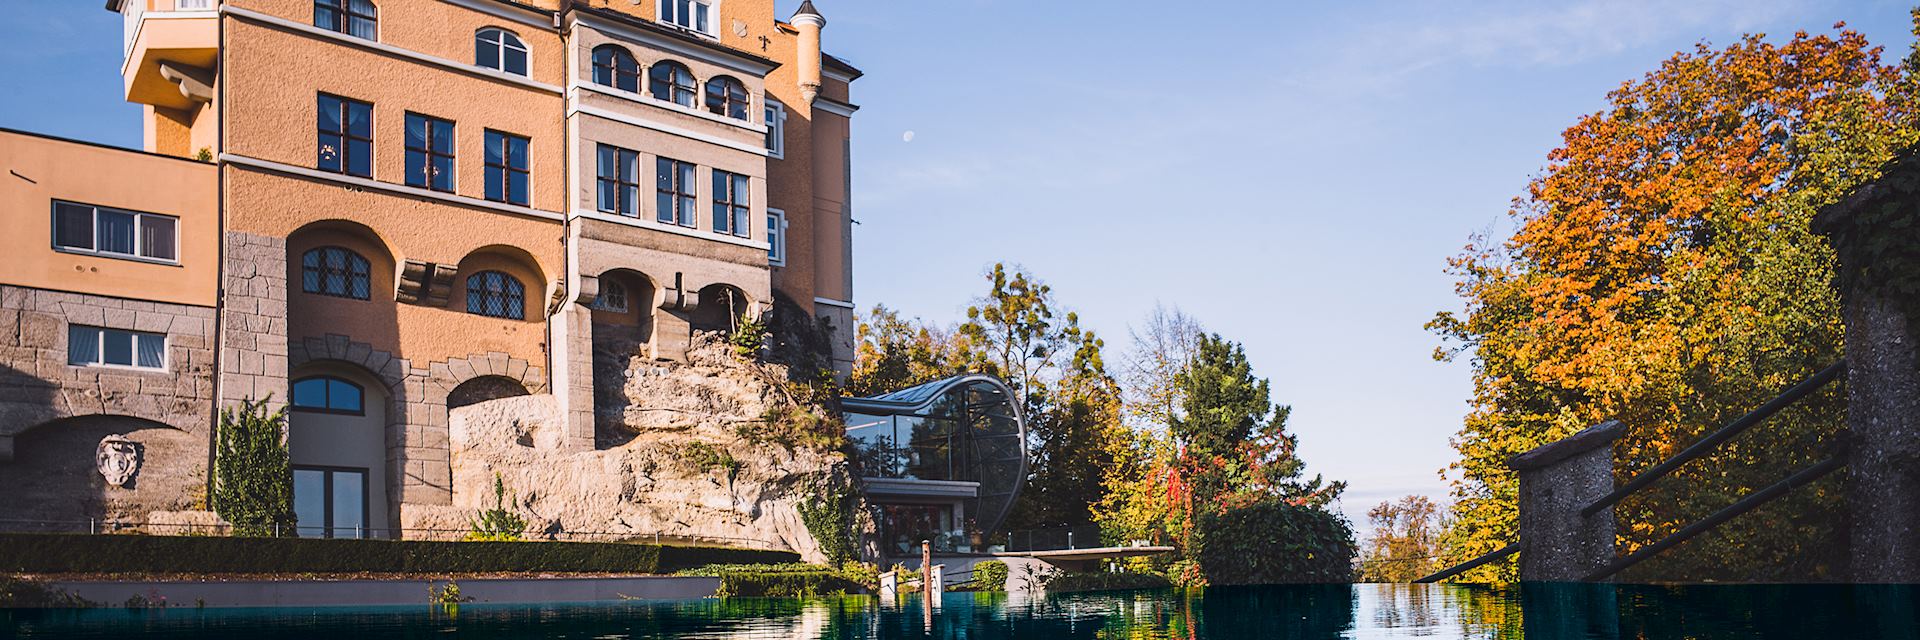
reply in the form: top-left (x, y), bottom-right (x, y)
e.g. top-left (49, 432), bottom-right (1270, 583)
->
top-left (1413, 542), bottom-right (1520, 583)
top-left (1415, 360), bottom-right (1849, 583)
top-left (1580, 360), bottom-right (1848, 518)
top-left (1583, 451), bottom-right (1848, 582)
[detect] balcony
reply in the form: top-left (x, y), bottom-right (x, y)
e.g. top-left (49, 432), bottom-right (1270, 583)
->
top-left (116, 0), bottom-right (219, 110)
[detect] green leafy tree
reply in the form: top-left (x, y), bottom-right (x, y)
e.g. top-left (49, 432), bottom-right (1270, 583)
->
top-left (1094, 306), bottom-right (1203, 550)
top-left (847, 305), bottom-right (972, 396)
top-left (1430, 21), bottom-right (1919, 582)
top-left (211, 397), bottom-right (296, 537)
top-left (957, 265), bottom-right (1135, 530)
top-left (1358, 495), bottom-right (1445, 583)
top-left (1159, 334), bottom-right (1352, 584)
top-left (1172, 334), bottom-right (1342, 509)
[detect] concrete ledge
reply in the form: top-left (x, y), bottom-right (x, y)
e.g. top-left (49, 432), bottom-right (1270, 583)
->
top-left (47, 576), bottom-right (720, 607)
top-left (1509, 420), bottom-right (1627, 471)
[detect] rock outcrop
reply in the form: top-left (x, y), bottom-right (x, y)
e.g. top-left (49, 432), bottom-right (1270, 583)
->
top-left (403, 336), bottom-right (863, 564)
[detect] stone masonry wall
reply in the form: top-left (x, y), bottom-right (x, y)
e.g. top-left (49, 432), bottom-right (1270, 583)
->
top-left (0, 284), bottom-right (218, 526)
top-left (219, 231), bottom-right (289, 408)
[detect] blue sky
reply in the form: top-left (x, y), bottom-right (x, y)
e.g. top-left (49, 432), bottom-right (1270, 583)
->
top-left (6, 0), bottom-right (1914, 529)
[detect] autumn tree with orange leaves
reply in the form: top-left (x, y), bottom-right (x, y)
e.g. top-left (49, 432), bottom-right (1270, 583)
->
top-left (1431, 20), bottom-right (1920, 582)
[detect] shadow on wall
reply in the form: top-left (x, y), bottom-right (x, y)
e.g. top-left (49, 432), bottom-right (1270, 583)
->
top-left (0, 411), bottom-right (203, 530)
top-left (448, 375), bottom-right (531, 410)
top-left (286, 221), bottom-right (402, 360)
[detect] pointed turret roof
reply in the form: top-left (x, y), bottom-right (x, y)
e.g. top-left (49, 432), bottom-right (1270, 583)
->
top-left (792, 1), bottom-right (823, 21)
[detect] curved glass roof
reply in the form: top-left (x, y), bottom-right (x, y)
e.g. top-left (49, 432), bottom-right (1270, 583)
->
top-left (842, 374), bottom-right (1029, 538)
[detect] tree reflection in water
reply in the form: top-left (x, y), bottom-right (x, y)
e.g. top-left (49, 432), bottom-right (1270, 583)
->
top-left (7, 583), bottom-right (1918, 638)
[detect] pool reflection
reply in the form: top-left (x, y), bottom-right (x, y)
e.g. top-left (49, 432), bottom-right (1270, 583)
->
top-left (6, 583), bottom-right (1919, 639)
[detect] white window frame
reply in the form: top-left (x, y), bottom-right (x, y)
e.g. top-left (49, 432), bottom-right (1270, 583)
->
top-left (765, 99), bottom-right (786, 159)
top-left (767, 208), bottom-right (787, 266)
top-left (658, 0), bottom-right (717, 37)
top-left (475, 26), bottom-right (530, 78)
top-left (174, 0), bottom-right (215, 10)
top-left (51, 201), bottom-right (181, 265)
top-left (67, 324), bottom-right (168, 371)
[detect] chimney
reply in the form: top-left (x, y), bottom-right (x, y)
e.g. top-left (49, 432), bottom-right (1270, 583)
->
top-left (791, 1), bottom-right (825, 103)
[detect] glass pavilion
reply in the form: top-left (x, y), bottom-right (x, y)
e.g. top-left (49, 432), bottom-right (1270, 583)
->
top-left (841, 374), bottom-right (1028, 557)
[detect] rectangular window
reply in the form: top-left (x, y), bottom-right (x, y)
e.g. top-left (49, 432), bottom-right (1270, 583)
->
top-left (595, 144), bottom-right (640, 217)
top-left (660, 0), bottom-right (713, 35)
top-left (656, 157), bottom-right (696, 227)
top-left (67, 324), bottom-right (166, 370)
top-left (767, 209), bottom-right (787, 266)
top-left (765, 100), bottom-right (786, 158)
top-left (314, 0), bottom-right (376, 40)
top-left (52, 201), bottom-right (179, 263)
top-left (712, 169), bottom-right (750, 237)
top-left (317, 94), bottom-right (373, 177)
top-left (404, 113), bottom-right (455, 193)
top-left (484, 130), bottom-right (531, 206)
top-left (175, 0), bottom-right (213, 10)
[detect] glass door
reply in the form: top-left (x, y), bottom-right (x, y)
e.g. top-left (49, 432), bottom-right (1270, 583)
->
top-left (293, 467), bottom-right (368, 539)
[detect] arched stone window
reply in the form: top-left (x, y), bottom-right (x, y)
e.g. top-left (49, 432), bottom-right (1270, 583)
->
top-left (475, 28), bottom-right (529, 77)
top-left (649, 60), bottom-right (697, 107)
top-left (465, 270), bottom-right (526, 320)
top-left (291, 375), bottom-right (365, 414)
top-left (302, 246), bottom-right (372, 300)
top-left (703, 75), bottom-right (749, 120)
top-left (591, 44), bottom-right (640, 92)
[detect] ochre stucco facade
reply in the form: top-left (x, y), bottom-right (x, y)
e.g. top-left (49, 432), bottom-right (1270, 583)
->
top-left (0, 0), bottom-right (860, 539)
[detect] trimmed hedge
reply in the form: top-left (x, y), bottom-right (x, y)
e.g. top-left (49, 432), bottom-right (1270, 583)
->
top-left (0, 533), bottom-right (795, 575)
top-left (657, 546), bottom-right (803, 573)
top-left (675, 563), bottom-right (870, 597)
top-left (1042, 571), bottom-right (1174, 593)
top-left (1194, 499), bottom-right (1356, 585)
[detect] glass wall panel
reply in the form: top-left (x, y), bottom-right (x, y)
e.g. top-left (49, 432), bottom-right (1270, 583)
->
top-left (294, 469), bottom-right (327, 538)
top-left (331, 471), bottom-right (365, 539)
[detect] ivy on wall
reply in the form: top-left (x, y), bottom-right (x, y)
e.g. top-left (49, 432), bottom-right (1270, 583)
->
top-left (797, 480), bottom-right (858, 567)
top-left (211, 397), bottom-right (297, 537)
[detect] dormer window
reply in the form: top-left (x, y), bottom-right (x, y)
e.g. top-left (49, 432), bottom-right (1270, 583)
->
top-left (660, 0), bottom-right (713, 36)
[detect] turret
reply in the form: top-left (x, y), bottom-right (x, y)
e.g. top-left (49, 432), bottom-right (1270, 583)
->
top-left (791, 1), bottom-right (825, 103)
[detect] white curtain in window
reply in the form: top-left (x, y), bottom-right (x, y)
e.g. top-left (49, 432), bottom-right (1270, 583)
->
top-left (67, 326), bottom-right (98, 365)
top-left (136, 333), bottom-right (166, 369)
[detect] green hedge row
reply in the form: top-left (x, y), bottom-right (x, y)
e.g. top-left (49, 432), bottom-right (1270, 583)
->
top-left (0, 533), bottom-right (795, 575)
top-left (674, 563), bottom-right (871, 597)
top-left (1043, 571), bottom-right (1174, 593)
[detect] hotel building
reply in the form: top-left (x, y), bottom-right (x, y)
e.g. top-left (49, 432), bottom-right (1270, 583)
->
top-left (0, 0), bottom-right (859, 538)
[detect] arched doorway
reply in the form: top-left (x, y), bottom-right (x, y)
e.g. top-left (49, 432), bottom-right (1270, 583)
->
top-left (287, 366), bottom-right (390, 539)
top-left (590, 269), bottom-right (657, 425)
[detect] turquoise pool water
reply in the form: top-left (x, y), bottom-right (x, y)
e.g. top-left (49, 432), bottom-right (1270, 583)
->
top-left (5, 583), bottom-right (1917, 638)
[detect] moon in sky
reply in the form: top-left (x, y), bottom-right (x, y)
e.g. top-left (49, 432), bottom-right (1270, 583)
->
top-left (902, 130), bottom-right (916, 143)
